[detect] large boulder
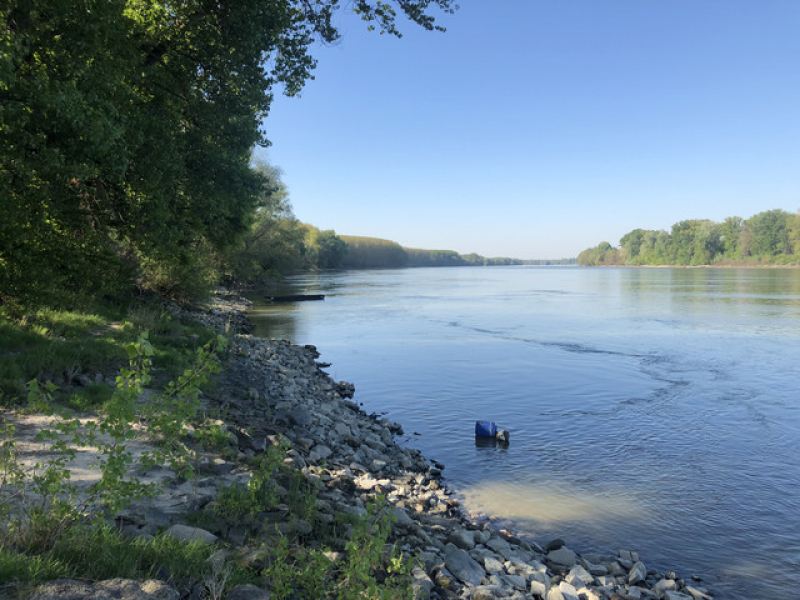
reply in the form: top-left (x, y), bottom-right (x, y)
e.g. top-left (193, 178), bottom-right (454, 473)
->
top-left (443, 543), bottom-right (486, 586)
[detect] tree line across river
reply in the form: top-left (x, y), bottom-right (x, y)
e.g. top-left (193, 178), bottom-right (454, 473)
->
top-left (578, 209), bottom-right (800, 267)
top-left (226, 164), bottom-right (572, 281)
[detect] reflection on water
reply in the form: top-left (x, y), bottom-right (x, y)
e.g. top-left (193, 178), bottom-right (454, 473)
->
top-left (246, 267), bottom-right (800, 600)
top-left (460, 480), bottom-right (650, 525)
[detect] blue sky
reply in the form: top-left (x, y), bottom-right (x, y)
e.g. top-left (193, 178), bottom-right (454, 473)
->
top-left (255, 1), bottom-right (800, 260)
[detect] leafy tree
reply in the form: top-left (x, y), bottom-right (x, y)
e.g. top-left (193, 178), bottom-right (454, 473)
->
top-left (580, 208), bottom-right (800, 266)
top-left (787, 213), bottom-right (800, 257)
top-left (305, 228), bottom-right (348, 270)
top-left (620, 229), bottom-right (646, 264)
top-left (339, 236), bottom-right (407, 269)
top-left (577, 241), bottom-right (620, 266)
top-left (720, 216), bottom-right (744, 258)
top-left (0, 0), bottom-right (457, 304)
top-left (223, 161), bottom-right (305, 283)
top-left (746, 209), bottom-right (791, 257)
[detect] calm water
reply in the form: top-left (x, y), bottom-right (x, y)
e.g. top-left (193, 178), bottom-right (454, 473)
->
top-left (247, 267), bottom-right (800, 600)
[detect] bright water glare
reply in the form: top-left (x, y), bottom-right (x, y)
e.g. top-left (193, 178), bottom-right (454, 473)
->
top-left (247, 267), bottom-right (800, 600)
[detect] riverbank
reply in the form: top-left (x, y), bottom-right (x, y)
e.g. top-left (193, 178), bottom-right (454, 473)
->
top-left (6, 290), bottom-right (715, 600)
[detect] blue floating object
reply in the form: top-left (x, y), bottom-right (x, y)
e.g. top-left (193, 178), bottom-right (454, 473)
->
top-left (475, 420), bottom-right (498, 437)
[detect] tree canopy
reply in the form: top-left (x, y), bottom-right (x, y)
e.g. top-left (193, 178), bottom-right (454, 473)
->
top-left (578, 209), bottom-right (800, 267)
top-left (0, 0), bottom-right (457, 304)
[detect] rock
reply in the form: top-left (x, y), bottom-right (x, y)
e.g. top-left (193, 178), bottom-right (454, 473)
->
top-left (626, 587), bottom-right (643, 599)
top-left (684, 585), bottom-right (712, 600)
top-left (663, 592), bottom-right (693, 600)
top-left (486, 536), bottom-right (514, 560)
top-left (547, 546), bottom-right (578, 568)
top-left (654, 578), bottom-right (678, 594)
top-left (566, 565), bottom-right (594, 587)
top-left (443, 543), bottom-right (486, 586)
top-left (412, 566), bottom-right (435, 597)
top-left (432, 565), bottom-right (455, 589)
top-left (583, 560), bottom-right (608, 576)
top-left (392, 506), bottom-right (415, 527)
top-left (530, 580), bottom-right (547, 598)
top-left (501, 573), bottom-right (527, 590)
top-left (482, 555), bottom-right (505, 573)
top-left (472, 586), bottom-right (500, 600)
top-left (288, 407), bottom-right (312, 428)
top-left (310, 444), bottom-right (333, 462)
top-left (628, 561), bottom-right (647, 585)
top-left (545, 538), bottom-right (566, 552)
top-left (30, 579), bottom-right (179, 600)
top-left (546, 581), bottom-right (581, 600)
top-left (164, 524), bottom-right (217, 545)
top-left (226, 584), bottom-right (271, 600)
top-left (448, 528), bottom-right (477, 550)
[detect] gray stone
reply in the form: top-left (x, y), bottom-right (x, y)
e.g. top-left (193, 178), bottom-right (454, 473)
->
top-left (583, 560), bottom-right (608, 576)
top-left (482, 555), bottom-right (506, 573)
top-left (546, 581), bottom-right (581, 600)
top-left (392, 506), bottom-right (414, 526)
top-left (448, 528), bottom-right (477, 550)
top-left (545, 538), bottom-right (566, 552)
top-left (164, 524), bottom-right (217, 544)
top-left (663, 592), bottom-right (693, 600)
top-left (310, 444), bottom-right (332, 461)
top-left (628, 560), bottom-right (647, 584)
top-left (226, 584), bottom-right (271, 600)
top-left (654, 578), bottom-right (678, 594)
top-left (684, 585), bottom-right (712, 600)
top-left (474, 529), bottom-right (492, 544)
top-left (411, 566), bottom-right (434, 597)
top-left (333, 421), bottom-right (351, 437)
top-left (501, 573), bottom-right (527, 590)
top-left (566, 565), bottom-right (594, 587)
top-left (473, 586), bottom-right (500, 600)
top-left (547, 546), bottom-right (578, 568)
top-left (443, 543), bottom-right (486, 586)
top-left (416, 551), bottom-right (442, 572)
top-left (486, 536), bottom-right (514, 560)
top-left (288, 407), bottom-right (312, 428)
top-left (31, 579), bottom-right (179, 600)
top-left (530, 580), bottom-right (547, 598)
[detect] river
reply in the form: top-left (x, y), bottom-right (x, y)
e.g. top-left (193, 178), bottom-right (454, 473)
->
top-left (246, 266), bottom-right (800, 600)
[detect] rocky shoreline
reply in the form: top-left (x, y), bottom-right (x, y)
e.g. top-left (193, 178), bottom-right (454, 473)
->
top-left (28, 291), bottom-right (715, 600)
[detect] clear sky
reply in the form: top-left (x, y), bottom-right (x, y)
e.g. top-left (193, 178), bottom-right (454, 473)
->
top-left (254, 0), bottom-right (800, 260)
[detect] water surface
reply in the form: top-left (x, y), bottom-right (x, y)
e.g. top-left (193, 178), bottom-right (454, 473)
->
top-left (248, 267), bottom-right (800, 600)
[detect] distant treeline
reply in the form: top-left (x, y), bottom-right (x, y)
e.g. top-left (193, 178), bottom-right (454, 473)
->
top-left (224, 164), bottom-right (573, 285)
top-left (339, 236), bottom-right (532, 269)
top-left (578, 209), bottom-right (800, 267)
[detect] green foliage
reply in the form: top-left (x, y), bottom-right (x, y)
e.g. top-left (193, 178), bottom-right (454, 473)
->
top-left (214, 440), bottom-right (288, 519)
top-left (0, 301), bottom-right (217, 404)
top-left (335, 495), bottom-right (413, 600)
top-left (1, 0), bottom-right (457, 305)
top-left (338, 235), bottom-right (525, 269)
top-left (0, 521), bottom-right (221, 585)
top-left (256, 495), bottom-right (413, 600)
top-left (577, 241), bottom-right (622, 266)
top-left (306, 227), bottom-right (349, 270)
top-left (1, 334), bottom-right (227, 551)
top-left (339, 236), bottom-right (407, 269)
top-left (580, 209), bottom-right (800, 266)
top-left (223, 162), bottom-right (306, 283)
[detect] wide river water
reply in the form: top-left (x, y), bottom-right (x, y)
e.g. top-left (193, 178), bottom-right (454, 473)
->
top-left (246, 267), bottom-right (800, 600)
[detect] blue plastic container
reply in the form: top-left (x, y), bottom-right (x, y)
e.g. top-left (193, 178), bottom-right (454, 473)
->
top-left (475, 420), bottom-right (498, 437)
